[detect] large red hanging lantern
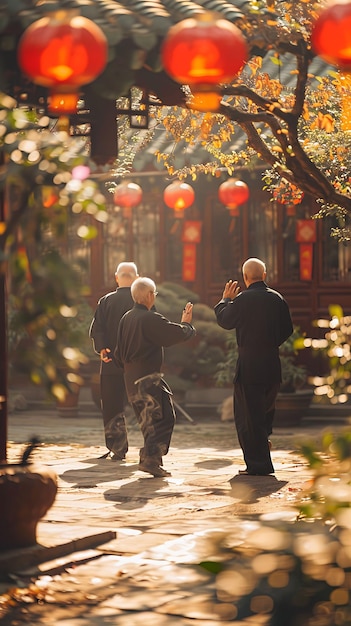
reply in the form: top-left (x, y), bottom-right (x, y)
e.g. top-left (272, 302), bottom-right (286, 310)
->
top-left (17, 10), bottom-right (107, 115)
top-left (163, 181), bottom-right (195, 214)
top-left (311, 1), bottom-right (351, 70)
top-left (312, 1), bottom-right (351, 131)
top-left (161, 12), bottom-right (248, 111)
top-left (218, 179), bottom-right (249, 216)
top-left (113, 182), bottom-right (143, 218)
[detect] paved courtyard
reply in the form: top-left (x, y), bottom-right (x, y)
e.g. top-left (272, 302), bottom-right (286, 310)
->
top-left (0, 402), bottom-right (349, 625)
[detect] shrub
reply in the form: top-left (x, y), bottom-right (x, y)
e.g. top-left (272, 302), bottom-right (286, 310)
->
top-left (214, 326), bottom-right (308, 392)
top-left (156, 282), bottom-right (228, 392)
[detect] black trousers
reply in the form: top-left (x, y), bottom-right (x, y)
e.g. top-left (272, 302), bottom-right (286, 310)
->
top-left (100, 371), bottom-right (128, 457)
top-left (131, 382), bottom-right (176, 462)
top-left (234, 380), bottom-right (279, 475)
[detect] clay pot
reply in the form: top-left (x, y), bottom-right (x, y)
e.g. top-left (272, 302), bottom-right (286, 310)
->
top-left (0, 463), bottom-right (57, 550)
top-left (275, 389), bottom-right (313, 427)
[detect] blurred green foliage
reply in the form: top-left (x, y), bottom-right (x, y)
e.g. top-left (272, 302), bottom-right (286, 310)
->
top-left (301, 305), bottom-right (351, 405)
top-left (298, 429), bottom-right (351, 522)
top-left (0, 95), bottom-right (106, 401)
top-left (8, 249), bottom-right (95, 400)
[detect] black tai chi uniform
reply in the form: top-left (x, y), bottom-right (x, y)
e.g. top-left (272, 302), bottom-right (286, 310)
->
top-left (89, 287), bottom-right (134, 458)
top-left (214, 281), bottom-right (293, 475)
top-left (115, 303), bottom-right (195, 464)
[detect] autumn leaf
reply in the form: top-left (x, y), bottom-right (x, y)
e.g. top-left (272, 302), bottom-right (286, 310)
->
top-left (302, 104), bottom-right (310, 120)
top-left (310, 112), bottom-right (335, 132)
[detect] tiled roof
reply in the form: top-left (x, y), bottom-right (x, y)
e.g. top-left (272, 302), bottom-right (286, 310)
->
top-left (0, 1), bottom-right (323, 168)
top-left (0, 0), bottom-right (275, 104)
top-left (0, 1), bottom-right (258, 38)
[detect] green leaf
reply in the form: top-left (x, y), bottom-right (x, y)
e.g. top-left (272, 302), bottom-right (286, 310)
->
top-left (199, 561), bottom-right (224, 574)
top-left (270, 56), bottom-right (283, 66)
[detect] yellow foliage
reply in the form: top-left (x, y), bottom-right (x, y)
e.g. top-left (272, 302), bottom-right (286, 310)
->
top-left (247, 56), bottom-right (263, 76)
top-left (200, 120), bottom-right (211, 139)
top-left (302, 104), bottom-right (310, 121)
top-left (254, 73), bottom-right (283, 99)
top-left (310, 112), bottom-right (335, 132)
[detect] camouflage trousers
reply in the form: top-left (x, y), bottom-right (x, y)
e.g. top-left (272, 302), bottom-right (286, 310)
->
top-left (130, 373), bottom-right (176, 462)
top-left (104, 413), bottom-right (128, 459)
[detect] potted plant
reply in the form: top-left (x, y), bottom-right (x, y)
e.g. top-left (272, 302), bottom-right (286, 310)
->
top-left (275, 327), bottom-right (313, 426)
top-left (0, 439), bottom-right (57, 550)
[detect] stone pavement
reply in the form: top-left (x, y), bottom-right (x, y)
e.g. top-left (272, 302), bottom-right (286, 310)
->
top-left (1, 403), bottom-right (350, 625)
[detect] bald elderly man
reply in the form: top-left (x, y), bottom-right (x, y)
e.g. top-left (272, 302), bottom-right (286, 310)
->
top-left (214, 257), bottom-right (293, 476)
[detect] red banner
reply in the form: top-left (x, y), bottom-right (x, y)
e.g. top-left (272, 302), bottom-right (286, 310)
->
top-left (296, 219), bottom-right (316, 243)
top-left (182, 220), bottom-right (202, 243)
top-left (182, 243), bottom-right (197, 282)
top-left (299, 243), bottom-right (313, 281)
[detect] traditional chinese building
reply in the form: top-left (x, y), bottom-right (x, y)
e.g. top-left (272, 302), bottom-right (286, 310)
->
top-left (80, 165), bottom-right (351, 335)
top-left (1, 0), bottom-right (350, 334)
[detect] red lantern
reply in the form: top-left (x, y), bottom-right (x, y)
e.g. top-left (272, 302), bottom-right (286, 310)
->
top-left (311, 1), bottom-right (351, 70)
top-left (113, 182), bottom-right (143, 210)
top-left (17, 10), bottom-right (107, 114)
top-left (161, 12), bottom-right (247, 111)
top-left (163, 181), bottom-right (195, 214)
top-left (218, 179), bottom-right (249, 215)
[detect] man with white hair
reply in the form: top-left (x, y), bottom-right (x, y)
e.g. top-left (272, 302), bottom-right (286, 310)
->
top-left (115, 277), bottom-right (195, 477)
top-left (214, 257), bottom-right (293, 476)
top-left (89, 261), bottom-right (139, 460)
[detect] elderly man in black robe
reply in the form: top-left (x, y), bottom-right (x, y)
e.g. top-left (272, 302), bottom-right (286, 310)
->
top-left (115, 277), bottom-right (195, 477)
top-left (89, 262), bottom-right (138, 461)
top-left (215, 257), bottom-right (293, 476)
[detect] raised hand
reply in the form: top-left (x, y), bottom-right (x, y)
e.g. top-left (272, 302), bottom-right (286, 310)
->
top-left (222, 280), bottom-right (240, 300)
top-left (181, 301), bottom-right (193, 323)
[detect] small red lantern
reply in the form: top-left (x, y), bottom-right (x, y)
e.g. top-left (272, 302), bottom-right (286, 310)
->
top-left (42, 186), bottom-right (59, 208)
top-left (311, 1), bottom-right (351, 70)
top-left (218, 179), bottom-right (249, 215)
top-left (113, 182), bottom-right (143, 215)
top-left (161, 12), bottom-right (248, 111)
top-left (17, 10), bottom-right (107, 114)
top-left (286, 204), bottom-right (296, 217)
top-left (163, 181), bottom-right (195, 214)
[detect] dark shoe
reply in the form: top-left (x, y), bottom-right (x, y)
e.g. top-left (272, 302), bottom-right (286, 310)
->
top-left (99, 451), bottom-right (110, 459)
top-left (238, 469), bottom-right (274, 476)
top-left (138, 459), bottom-right (171, 477)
